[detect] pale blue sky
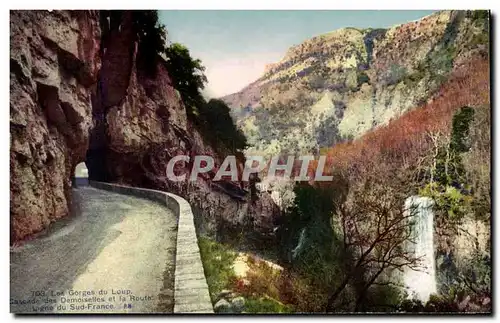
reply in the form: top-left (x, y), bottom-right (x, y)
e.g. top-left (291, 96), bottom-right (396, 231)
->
top-left (159, 10), bottom-right (437, 98)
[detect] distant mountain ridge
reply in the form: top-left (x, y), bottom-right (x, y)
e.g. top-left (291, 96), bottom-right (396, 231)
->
top-left (221, 10), bottom-right (489, 157)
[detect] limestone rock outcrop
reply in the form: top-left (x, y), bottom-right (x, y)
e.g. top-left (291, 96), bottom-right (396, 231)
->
top-left (10, 10), bottom-right (101, 242)
top-left (10, 10), bottom-right (278, 244)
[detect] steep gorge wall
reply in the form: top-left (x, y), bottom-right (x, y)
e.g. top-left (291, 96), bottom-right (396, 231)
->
top-left (10, 10), bottom-right (278, 243)
top-left (93, 11), bottom-right (277, 238)
top-left (10, 10), bottom-right (101, 242)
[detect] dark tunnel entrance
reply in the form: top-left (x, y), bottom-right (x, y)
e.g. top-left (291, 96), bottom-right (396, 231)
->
top-left (86, 147), bottom-right (110, 182)
top-left (86, 74), bottom-right (111, 183)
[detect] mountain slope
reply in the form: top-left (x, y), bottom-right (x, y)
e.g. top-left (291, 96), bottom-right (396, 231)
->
top-left (222, 10), bottom-right (489, 157)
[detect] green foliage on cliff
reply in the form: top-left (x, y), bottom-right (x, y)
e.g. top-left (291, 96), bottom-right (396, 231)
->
top-left (469, 32), bottom-right (489, 49)
top-left (163, 43), bottom-right (247, 154)
top-left (467, 10), bottom-right (489, 49)
top-left (132, 11), bottom-right (167, 66)
top-left (402, 42), bottom-right (456, 91)
top-left (420, 183), bottom-right (473, 220)
top-left (463, 105), bottom-right (491, 221)
top-left (277, 183), bottom-right (338, 267)
top-left (450, 106), bottom-right (475, 153)
top-left (430, 44), bottom-right (457, 75)
top-left (468, 10), bottom-right (489, 30)
top-left (198, 99), bottom-right (248, 152)
top-left (101, 10), bottom-right (247, 155)
top-left (275, 182), bottom-right (351, 310)
top-left (164, 42), bottom-right (207, 116)
top-left (456, 250), bottom-right (491, 297)
top-left (420, 106), bottom-right (476, 220)
top-left (470, 10), bottom-right (489, 21)
top-left (403, 67), bottom-right (426, 88)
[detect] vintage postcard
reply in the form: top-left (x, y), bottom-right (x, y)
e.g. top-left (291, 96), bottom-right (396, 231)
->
top-left (9, 9), bottom-right (491, 314)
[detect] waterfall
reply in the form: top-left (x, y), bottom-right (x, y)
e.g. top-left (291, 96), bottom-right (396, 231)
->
top-left (292, 228), bottom-right (306, 260)
top-left (404, 196), bottom-right (437, 302)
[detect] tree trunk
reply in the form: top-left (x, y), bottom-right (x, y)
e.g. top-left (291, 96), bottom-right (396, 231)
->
top-left (354, 267), bottom-right (385, 311)
top-left (325, 276), bottom-right (351, 312)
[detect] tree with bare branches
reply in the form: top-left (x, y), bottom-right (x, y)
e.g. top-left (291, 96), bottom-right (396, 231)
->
top-left (325, 174), bottom-right (424, 312)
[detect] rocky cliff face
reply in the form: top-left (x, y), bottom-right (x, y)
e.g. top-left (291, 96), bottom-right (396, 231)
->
top-left (92, 11), bottom-right (278, 238)
top-left (223, 10), bottom-right (489, 157)
top-left (10, 10), bottom-right (101, 242)
top-left (10, 10), bottom-right (278, 243)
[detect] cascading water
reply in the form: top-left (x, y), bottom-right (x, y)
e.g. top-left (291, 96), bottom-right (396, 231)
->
top-left (404, 196), bottom-right (437, 302)
top-left (292, 228), bottom-right (306, 260)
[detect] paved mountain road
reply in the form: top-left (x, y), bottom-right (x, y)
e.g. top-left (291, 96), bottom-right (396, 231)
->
top-left (10, 186), bottom-right (177, 314)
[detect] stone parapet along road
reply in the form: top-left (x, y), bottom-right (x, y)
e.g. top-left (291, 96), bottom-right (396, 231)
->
top-left (88, 181), bottom-right (214, 314)
top-left (10, 186), bottom-right (177, 314)
top-left (173, 202), bottom-right (213, 313)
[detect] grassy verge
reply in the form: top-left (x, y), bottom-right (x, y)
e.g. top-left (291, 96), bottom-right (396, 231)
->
top-left (245, 296), bottom-right (294, 313)
top-left (198, 236), bottom-right (294, 313)
top-left (198, 236), bottom-right (238, 303)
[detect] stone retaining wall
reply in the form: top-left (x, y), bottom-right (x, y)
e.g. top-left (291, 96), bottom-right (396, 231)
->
top-left (89, 181), bottom-right (214, 313)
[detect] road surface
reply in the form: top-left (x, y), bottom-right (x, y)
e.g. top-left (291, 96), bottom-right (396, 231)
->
top-left (10, 186), bottom-right (177, 314)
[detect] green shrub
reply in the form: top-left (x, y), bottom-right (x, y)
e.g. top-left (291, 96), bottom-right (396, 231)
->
top-left (420, 183), bottom-right (472, 220)
top-left (197, 99), bottom-right (248, 153)
top-left (198, 237), bottom-right (238, 302)
top-left (163, 44), bottom-right (247, 155)
top-left (357, 71), bottom-right (370, 87)
top-left (163, 42), bottom-right (207, 117)
top-left (469, 10), bottom-right (489, 27)
top-left (133, 11), bottom-right (166, 59)
top-left (469, 32), bottom-right (489, 48)
top-left (450, 106), bottom-right (475, 153)
top-left (419, 107), bottom-right (477, 220)
top-left (240, 261), bottom-right (281, 299)
top-left (245, 296), bottom-right (294, 313)
top-left (403, 67), bottom-right (426, 88)
top-left (428, 44), bottom-right (456, 75)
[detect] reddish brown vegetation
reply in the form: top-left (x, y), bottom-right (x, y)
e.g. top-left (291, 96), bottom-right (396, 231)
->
top-left (311, 57), bottom-right (490, 179)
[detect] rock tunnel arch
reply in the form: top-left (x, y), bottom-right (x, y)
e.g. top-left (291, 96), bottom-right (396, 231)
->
top-left (73, 162), bottom-right (89, 187)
